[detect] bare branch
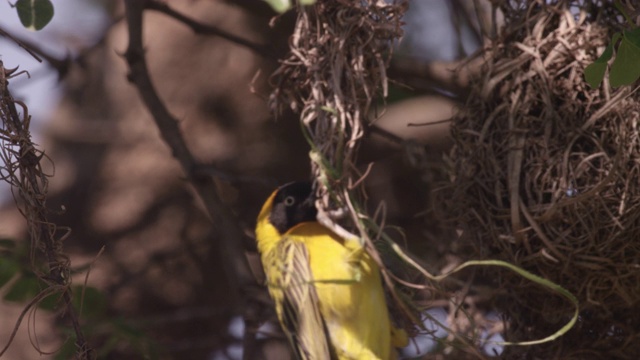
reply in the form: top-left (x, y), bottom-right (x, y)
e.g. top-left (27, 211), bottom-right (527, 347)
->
top-left (0, 27), bottom-right (43, 63)
top-left (145, 0), bottom-right (274, 58)
top-left (0, 25), bottom-right (73, 78)
top-left (122, 0), bottom-right (254, 306)
top-left (388, 55), bottom-right (482, 97)
top-left (0, 17), bottom-right (121, 80)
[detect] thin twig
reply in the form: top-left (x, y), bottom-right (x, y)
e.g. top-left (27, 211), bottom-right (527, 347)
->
top-left (0, 27), bottom-right (43, 63)
top-left (407, 118), bottom-right (453, 127)
top-left (0, 25), bottom-right (72, 77)
top-left (145, 0), bottom-right (274, 58)
top-left (0, 16), bottom-right (122, 80)
top-left (0, 64), bottom-right (92, 358)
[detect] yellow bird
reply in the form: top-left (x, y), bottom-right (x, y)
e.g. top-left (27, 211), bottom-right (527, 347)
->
top-left (255, 181), bottom-right (407, 360)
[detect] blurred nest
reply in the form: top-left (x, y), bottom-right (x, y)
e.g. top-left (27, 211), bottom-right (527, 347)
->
top-left (441, 1), bottom-right (640, 358)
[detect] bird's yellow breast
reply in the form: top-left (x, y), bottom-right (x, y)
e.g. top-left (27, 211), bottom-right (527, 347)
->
top-left (288, 222), bottom-right (393, 360)
top-left (257, 217), bottom-right (393, 358)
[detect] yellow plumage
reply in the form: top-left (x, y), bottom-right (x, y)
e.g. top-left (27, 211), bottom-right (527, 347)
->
top-left (255, 182), bottom-right (407, 360)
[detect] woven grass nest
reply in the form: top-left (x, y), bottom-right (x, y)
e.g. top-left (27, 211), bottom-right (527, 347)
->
top-left (442, 2), bottom-right (640, 357)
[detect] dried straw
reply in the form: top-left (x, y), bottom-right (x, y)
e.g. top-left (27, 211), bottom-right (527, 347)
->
top-left (270, 0), bottom-right (405, 214)
top-left (440, 1), bottom-right (640, 357)
top-left (268, 0), bottom-right (420, 336)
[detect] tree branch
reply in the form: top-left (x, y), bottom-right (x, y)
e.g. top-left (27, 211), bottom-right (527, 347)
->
top-left (145, 0), bottom-right (274, 58)
top-left (122, 0), bottom-right (254, 306)
top-left (0, 26), bottom-right (44, 63)
top-left (388, 55), bottom-right (481, 98)
top-left (0, 20), bottom-right (117, 79)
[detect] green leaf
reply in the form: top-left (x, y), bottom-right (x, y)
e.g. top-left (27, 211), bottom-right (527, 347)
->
top-left (624, 28), bottom-right (640, 48)
top-left (610, 34), bottom-right (640, 87)
top-left (584, 32), bottom-right (621, 88)
top-left (54, 340), bottom-right (77, 360)
top-left (0, 258), bottom-right (20, 288)
top-left (37, 290), bottom-right (61, 311)
top-left (0, 238), bottom-right (17, 249)
top-left (15, 0), bottom-right (54, 31)
top-left (584, 62), bottom-right (607, 88)
top-left (114, 318), bottom-right (144, 338)
top-left (263, 0), bottom-right (291, 13)
top-left (596, 32), bottom-right (622, 64)
top-left (72, 285), bottom-right (107, 319)
top-left (263, 0), bottom-right (315, 13)
top-left (1, 273), bottom-right (61, 310)
top-left (3, 274), bottom-right (40, 302)
top-left (386, 83), bottom-right (416, 103)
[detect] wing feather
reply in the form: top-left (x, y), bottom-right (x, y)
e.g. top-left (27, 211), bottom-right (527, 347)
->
top-left (266, 236), bottom-right (334, 360)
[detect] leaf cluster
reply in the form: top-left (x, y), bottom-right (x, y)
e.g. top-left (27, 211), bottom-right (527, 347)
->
top-left (0, 238), bottom-right (154, 359)
top-left (585, 2), bottom-right (640, 88)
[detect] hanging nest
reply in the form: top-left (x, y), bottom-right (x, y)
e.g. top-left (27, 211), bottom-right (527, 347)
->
top-left (441, 1), bottom-right (640, 358)
top-left (267, 0), bottom-right (422, 339)
top-left (268, 1), bottom-right (406, 266)
top-left (269, 0), bottom-right (405, 200)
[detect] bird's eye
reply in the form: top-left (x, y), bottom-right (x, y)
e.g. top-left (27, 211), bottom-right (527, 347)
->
top-left (284, 196), bottom-right (296, 206)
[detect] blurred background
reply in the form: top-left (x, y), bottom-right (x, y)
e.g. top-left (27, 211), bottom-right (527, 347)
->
top-left (0, 1), bottom-right (483, 359)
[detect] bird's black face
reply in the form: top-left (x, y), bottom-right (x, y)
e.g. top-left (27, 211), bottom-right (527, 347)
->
top-left (270, 181), bottom-right (317, 234)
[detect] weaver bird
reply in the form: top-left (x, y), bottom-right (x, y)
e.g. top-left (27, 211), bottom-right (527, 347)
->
top-left (255, 181), bottom-right (407, 360)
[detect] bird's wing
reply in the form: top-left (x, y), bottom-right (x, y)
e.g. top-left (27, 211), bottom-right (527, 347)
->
top-left (268, 236), bottom-right (335, 360)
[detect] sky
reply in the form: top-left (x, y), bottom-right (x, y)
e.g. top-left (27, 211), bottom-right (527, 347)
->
top-left (0, 1), bottom-right (109, 204)
top-left (1, 0), bottom-right (109, 123)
